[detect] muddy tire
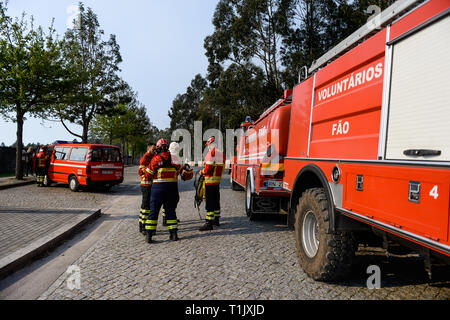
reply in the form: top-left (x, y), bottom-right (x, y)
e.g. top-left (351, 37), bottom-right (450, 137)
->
top-left (294, 188), bottom-right (357, 281)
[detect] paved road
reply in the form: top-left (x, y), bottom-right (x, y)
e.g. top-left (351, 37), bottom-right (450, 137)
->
top-left (1, 166), bottom-right (449, 300)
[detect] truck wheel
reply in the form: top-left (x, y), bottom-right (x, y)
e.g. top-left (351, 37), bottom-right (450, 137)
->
top-left (69, 176), bottom-right (80, 192)
top-left (294, 188), bottom-right (356, 281)
top-left (245, 174), bottom-right (258, 220)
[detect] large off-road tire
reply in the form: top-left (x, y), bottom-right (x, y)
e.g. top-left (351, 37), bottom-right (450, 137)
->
top-left (294, 188), bottom-right (357, 281)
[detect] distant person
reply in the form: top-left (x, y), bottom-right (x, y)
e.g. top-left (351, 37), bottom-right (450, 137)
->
top-left (21, 149), bottom-right (27, 176)
top-left (25, 147), bottom-right (33, 177)
top-left (199, 137), bottom-right (226, 231)
top-left (36, 146), bottom-right (50, 187)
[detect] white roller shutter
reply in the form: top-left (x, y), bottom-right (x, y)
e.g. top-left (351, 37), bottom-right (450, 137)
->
top-left (385, 13), bottom-right (450, 162)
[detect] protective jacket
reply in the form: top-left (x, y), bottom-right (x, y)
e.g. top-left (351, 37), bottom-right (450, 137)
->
top-left (146, 152), bottom-right (181, 183)
top-left (36, 152), bottom-right (49, 169)
top-left (139, 152), bottom-right (153, 186)
top-left (200, 148), bottom-right (225, 186)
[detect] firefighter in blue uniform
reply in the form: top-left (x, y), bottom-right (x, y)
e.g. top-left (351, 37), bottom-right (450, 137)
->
top-left (138, 141), bottom-right (156, 234)
top-left (144, 139), bottom-right (181, 243)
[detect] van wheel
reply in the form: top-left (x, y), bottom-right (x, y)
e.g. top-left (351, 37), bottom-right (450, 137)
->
top-left (294, 188), bottom-right (356, 281)
top-left (245, 173), bottom-right (258, 221)
top-left (69, 176), bottom-right (80, 192)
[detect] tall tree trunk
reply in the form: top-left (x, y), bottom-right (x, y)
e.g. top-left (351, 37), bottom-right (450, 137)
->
top-left (15, 108), bottom-right (24, 180)
top-left (121, 137), bottom-right (126, 164)
top-left (82, 123), bottom-right (89, 143)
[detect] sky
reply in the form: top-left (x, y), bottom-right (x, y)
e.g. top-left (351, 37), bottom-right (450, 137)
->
top-left (0, 0), bottom-right (219, 146)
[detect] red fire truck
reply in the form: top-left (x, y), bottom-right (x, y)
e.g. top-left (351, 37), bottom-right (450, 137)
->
top-left (45, 142), bottom-right (124, 192)
top-left (231, 0), bottom-right (450, 280)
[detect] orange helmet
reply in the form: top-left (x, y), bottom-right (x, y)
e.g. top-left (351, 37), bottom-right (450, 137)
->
top-left (156, 138), bottom-right (169, 149)
top-left (206, 136), bottom-right (215, 146)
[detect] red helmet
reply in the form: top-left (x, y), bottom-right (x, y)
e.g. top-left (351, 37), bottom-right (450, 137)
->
top-left (206, 136), bottom-right (215, 146)
top-left (156, 138), bottom-right (169, 148)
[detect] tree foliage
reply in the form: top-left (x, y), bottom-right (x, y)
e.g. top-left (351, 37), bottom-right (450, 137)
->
top-left (55, 2), bottom-right (129, 143)
top-left (0, 0), bottom-right (67, 179)
top-left (169, 0), bottom-right (396, 137)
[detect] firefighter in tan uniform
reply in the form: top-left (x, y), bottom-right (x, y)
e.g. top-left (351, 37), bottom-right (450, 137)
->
top-left (199, 137), bottom-right (226, 231)
top-left (138, 141), bottom-right (156, 234)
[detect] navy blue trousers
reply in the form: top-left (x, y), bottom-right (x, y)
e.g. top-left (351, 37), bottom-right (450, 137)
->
top-left (146, 182), bottom-right (179, 232)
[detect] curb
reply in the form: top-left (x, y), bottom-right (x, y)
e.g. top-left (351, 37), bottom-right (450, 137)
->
top-left (0, 208), bottom-right (101, 280)
top-left (0, 180), bottom-right (36, 191)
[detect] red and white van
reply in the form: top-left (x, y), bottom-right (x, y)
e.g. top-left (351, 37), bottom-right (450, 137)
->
top-left (46, 143), bottom-right (124, 191)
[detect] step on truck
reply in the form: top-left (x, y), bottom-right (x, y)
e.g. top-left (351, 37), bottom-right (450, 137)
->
top-left (231, 0), bottom-right (450, 281)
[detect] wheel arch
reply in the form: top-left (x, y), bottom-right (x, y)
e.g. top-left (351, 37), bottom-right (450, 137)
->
top-left (68, 173), bottom-right (77, 184)
top-left (288, 164), bottom-right (336, 232)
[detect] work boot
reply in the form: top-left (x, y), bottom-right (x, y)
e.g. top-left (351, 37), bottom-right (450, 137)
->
top-left (199, 221), bottom-right (213, 231)
top-left (213, 217), bottom-right (220, 227)
top-left (145, 231), bottom-right (153, 244)
top-left (139, 222), bottom-right (143, 234)
top-left (169, 230), bottom-right (179, 241)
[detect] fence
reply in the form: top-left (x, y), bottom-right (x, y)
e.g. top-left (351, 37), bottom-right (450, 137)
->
top-left (0, 147), bottom-right (16, 175)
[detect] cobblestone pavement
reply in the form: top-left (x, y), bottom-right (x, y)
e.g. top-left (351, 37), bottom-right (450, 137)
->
top-left (0, 207), bottom-right (96, 260)
top-left (37, 171), bottom-right (450, 300)
top-left (0, 166), bottom-right (138, 210)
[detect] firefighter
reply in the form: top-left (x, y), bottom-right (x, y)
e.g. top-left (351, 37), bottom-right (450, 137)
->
top-left (199, 136), bottom-right (226, 231)
top-left (36, 146), bottom-right (50, 187)
top-left (144, 138), bottom-right (181, 243)
top-left (138, 141), bottom-right (156, 234)
top-left (162, 142), bottom-right (182, 226)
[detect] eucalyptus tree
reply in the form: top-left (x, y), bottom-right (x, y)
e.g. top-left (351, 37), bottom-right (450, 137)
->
top-left (204, 0), bottom-right (292, 95)
top-left (57, 3), bottom-right (128, 143)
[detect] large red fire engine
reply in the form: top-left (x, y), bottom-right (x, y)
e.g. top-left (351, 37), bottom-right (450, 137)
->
top-left (231, 0), bottom-right (450, 280)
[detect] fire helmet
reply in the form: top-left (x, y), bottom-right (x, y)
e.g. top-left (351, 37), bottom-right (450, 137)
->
top-left (156, 138), bottom-right (169, 149)
top-left (206, 136), bottom-right (215, 147)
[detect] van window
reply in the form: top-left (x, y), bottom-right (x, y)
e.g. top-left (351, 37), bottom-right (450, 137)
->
top-left (69, 147), bottom-right (88, 161)
top-left (54, 147), bottom-right (71, 160)
top-left (91, 147), bottom-right (121, 162)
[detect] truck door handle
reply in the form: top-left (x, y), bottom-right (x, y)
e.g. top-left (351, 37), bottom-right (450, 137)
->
top-left (403, 149), bottom-right (441, 157)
